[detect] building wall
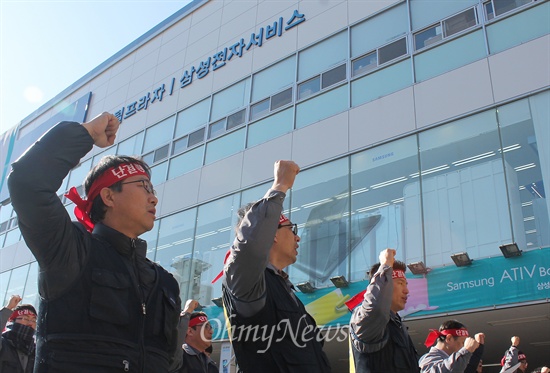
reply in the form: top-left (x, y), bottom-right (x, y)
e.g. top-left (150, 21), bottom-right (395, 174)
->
top-left (1, 0), bottom-right (549, 339)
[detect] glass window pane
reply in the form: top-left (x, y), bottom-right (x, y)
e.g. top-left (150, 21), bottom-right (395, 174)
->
top-left (415, 25), bottom-right (443, 50)
top-left (351, 59), bottom-right (412, 107)
top-left (204, 128), bottom-right (245, 165)
top-left (247, 108), bottom-right (294, 148)
top-left (321, 64), bottom-right (346, 89)
top-left (378, 37), bottom-right (407, 65)
top-left (494, 0), bottom-right (531, 17)
top-left (209, 119), bottom-right (226, 139)
top-left (4, 228), bottom-right (21, 247)
top-left (251, 56), bottom-right (296, 102)
top-left (142, 152), bottom-right (154, 166)
top-left (211, 79), bottom-right (250, 122)
top-left (154, 144), bottom-right (170, 163)
top-left (250, 99), bottom-right (270, 121)
top-left (410, 0), bottom-right (478, 30)
top-left (175, 99), bottom-right (210, 138)
top-left (168, 146), bottom-right (204, 180)
top-left (140, 223), bottom-right (159, 261)
top-left (240, 182), bottom-right (274, 209)
top-left (419, 110), bottom-right (506, 267)
top-left (67, 159), bottom-right (91, 190)
top-left (499, 95), bottom-right (549, 250)
top-left (353, 52), bottom-right (377, 77)
top-left (117, 132), bottom-right (144, 156)
top-left (0, 270), bottom-right (11, 305)
top-left (296, 85), bottom-right (348, 129)
top-left (22, 261), bottom-right (38, 307)
top-left (155, 208), bottom-right (197, 303)
top-left (290, 158), bottom-right (350, 288)
top-left (486, 1), bottom-right (550, 54)
top-left (298, 77), bottom-right (320, 100)
top-left (5, 265), bottom-right (29, 302)
top-left (351, 136), bottom-right (421, 279)
top-left (188, 128), bottom-right (206, 147)
top-left (143, 116), bottom-right (176, 154)
top-left (172, 136), bottom-right (188, 156)
top-left (150, 161), bottom-right (168, 186)
top-left (443, 8), bottom-right (477, 37)
top-left (92, 146), bottom-right (115, 167)
top-left (271, 88), bottom-right (293, 111)
top-left (193, 194), bottom-right (241, 305)
top-left (485, 2), bottom-right (495, 20)
top-left (414, 30), bottom-right (486, 82)
top-left (227, 109), bottom-right (246, 130)
top-left (351, 3), bottom-right (408, 58)
top-left (298, 31), bottom-right (347, 80)
top-left (0, 203), bottom-right (13, 223)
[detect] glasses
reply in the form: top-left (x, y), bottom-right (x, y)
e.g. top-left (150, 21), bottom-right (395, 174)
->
top-left (278, 223), bottom-right (298, 235)
top-left (121, 179), bottom-right (156, 196)
top-left (15, 317), bottom-right (37, 324)
top-left (192, 323), bottom-right (213, 331)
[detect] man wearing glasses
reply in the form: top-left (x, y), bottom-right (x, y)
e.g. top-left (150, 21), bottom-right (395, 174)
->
top-left (8, 113), bottom-right (181, 372)
top-left (0, 295), bottom-right (37, 373)
top-left (221, 160), bottom-right (331, 372)
top-left (178, 299), bottom-right (217, 373)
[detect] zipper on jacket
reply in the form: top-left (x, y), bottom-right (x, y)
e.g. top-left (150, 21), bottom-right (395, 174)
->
top-left (130, 238), bottom-right (147, 373)
top-left (123, 359), bottom-right (130, 371)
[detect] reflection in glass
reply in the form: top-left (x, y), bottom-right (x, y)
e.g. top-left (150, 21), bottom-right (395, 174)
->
top-left (5, 265), bottom-right (29, 303)
top-left (155, 209), bottom-right (197, 304)
top-left (298, 77), bottom-right (320, 100)
top-left (209, 119), bottom-right (226, 139)
top-left (418, 110), bottom-right (507, 266)
top-left (227, 109), bottom-right (246, 130)
top-left (290, 158), bottom-right (350, 287)
top-left (22, 262), bottom-right (39, 306)
top-left (351, 136), bottom-right (421, 280)
top-left (188, 128), bottom-right (205, 147)
top-left (250, 99), bottom-right (270, 121)
top-left (193, 195), bottom-right (240, 305)
top-left (498, 95), bottom-right (549, 250)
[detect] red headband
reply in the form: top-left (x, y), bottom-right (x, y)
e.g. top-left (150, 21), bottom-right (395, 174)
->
top-left (392, 269), bottom-right (405, 279)
top-left (211, 214), bottom-right (291, 284)
top-left (7, 308), bottom-right (36, 323)
top-left (65, 163), bottom-right (148, 232)
top-left (189, 315), bottom-right (209, 328)
top-left (345, 268), bottom-right (407, 311)
top-left (424, 328), bottom-right (469, 347)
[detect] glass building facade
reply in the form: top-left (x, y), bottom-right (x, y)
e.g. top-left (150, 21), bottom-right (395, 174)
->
top-left (1, 0), bottom-right (549, 370)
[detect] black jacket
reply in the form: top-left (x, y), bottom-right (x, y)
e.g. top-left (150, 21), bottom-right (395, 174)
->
top-left (223, 268), bottom-right (331, 373)
top-left (351, 316), bottom-right (419, 373)
top-left (8, 121), bottom-right (181, 373)
top-left (179, 344), bottom-right (218, 373)
top-left (0, 337), bottom-right (35, 373)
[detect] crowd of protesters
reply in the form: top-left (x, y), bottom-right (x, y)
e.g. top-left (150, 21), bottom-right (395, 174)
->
top-left (4, 112), bottom-right (547, 372)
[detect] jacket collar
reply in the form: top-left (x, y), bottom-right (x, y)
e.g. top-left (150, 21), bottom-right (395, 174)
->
top-left (92, 223), bottom-right (147, 258)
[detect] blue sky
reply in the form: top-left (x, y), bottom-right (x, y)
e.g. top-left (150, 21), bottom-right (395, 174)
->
top-left (0, 0), bottom-right (191, 135)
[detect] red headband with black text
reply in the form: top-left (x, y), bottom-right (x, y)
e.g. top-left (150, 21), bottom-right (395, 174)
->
top-left (65, 163), bottom-right (148, 232)
top-left (424, 328), bottom-right (469, 347)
